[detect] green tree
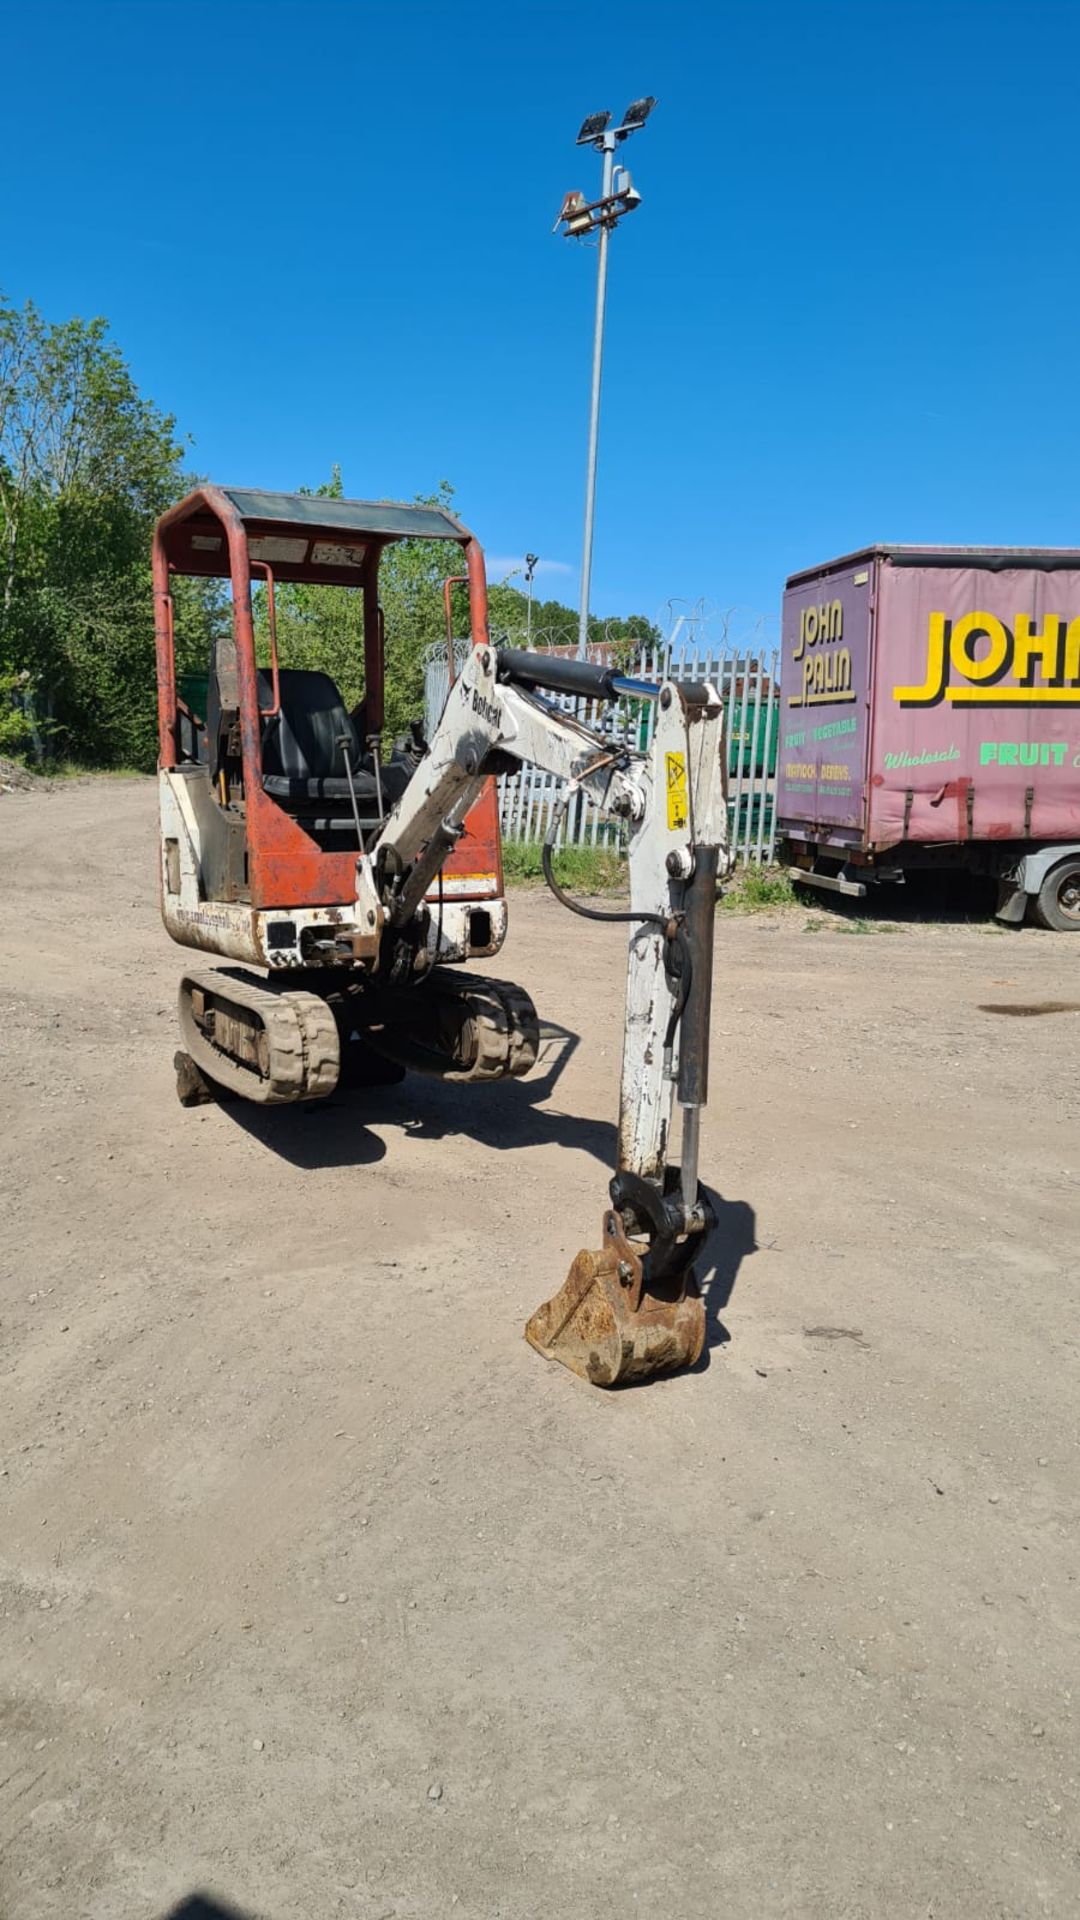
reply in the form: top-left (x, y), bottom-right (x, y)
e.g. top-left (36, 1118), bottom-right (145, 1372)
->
top-left (484, 579), bottom-right (660, 667)
top-left (252, 466), bottom-right (367, 713)
top-left (0, 293), bottom-right (187, 764)
top-left (379, 481), bottom-right (465, 736)
top-left (257, 478), bottom-right (476, 739)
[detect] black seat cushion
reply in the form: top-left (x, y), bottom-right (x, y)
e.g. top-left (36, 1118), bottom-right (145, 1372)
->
top-left (262, 772), bottom-right (379, 803)
top-left (257, 668), bottom-right (420, 810)
top-left (258, 668), bottom-right (358, 788)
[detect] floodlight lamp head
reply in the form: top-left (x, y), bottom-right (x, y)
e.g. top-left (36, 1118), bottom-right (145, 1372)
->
top-left (576, 109), bottom-right (612, 146)
top-left (616, 95), bottom-right (656, 138)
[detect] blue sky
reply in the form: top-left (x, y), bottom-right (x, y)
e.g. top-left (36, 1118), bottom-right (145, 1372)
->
top-left (3, 0), bottom-right (1077, 638)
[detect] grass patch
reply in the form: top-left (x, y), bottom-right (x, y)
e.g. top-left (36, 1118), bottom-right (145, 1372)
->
top-left (46, 759), bottom-right (147, 780)
top-left (504, 847), bottom-right (802, 910)
top-left (838, 916), bottom-right (896, 935)
top-left (799, 907), bottom-right (901, 936)
top-left (3, 754), bottom-right (148, 782)
top-left (720, 865), bottom-right (797, 913)
top-left (502, 839), bottom-right (626, 894)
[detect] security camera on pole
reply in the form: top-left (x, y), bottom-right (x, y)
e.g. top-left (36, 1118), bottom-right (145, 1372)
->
top-left (555, 97), bottom-right (655, 659)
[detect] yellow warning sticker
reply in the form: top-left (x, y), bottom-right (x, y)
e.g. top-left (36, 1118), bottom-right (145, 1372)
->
top-left (666, 751), bottom-right (688, 831)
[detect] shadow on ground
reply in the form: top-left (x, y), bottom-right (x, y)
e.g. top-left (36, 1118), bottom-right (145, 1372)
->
top-left (222, 1019), bottom-right (617, 1173)
top-left (794, 868), bottom-right (1002, 928)
top-left (208, 1016), bottom-right (758, 1369)
top-left (694, 1180), bottom-right (757, 1361)
top-left (164, 1900), bottom-right (254, 1920)
top-left (979, 1000), bottom-right (1080, 1017)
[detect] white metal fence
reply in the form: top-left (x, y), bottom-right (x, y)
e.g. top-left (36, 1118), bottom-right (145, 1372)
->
top-left (424, 642), bottom-right (780, 864)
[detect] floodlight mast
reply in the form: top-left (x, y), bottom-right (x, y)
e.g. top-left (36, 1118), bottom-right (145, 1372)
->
top-left (559, 99), bottom-right (656, 658)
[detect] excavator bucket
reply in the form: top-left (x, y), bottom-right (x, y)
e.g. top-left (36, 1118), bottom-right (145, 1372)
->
top-left (525, 1209), bottom-right (706, 1387)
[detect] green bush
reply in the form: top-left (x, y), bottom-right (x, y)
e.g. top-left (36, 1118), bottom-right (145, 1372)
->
top-left (0, 673), bottom-right (34, 754)
top-left (501, 839), bottom-right (626, 894)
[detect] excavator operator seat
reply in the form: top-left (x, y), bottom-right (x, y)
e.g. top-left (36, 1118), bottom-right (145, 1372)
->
top-left (258, 668), bottom-right (360, 803)
top-left (205, 639), bottom-right (420, 827)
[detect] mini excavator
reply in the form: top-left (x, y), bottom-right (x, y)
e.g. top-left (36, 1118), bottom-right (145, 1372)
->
top-left (154, 487), bottom-right (729, 1385)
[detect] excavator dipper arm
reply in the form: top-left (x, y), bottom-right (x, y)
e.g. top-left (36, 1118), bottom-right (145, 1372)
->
top-left (360, 644), bottom-right (730, 1386)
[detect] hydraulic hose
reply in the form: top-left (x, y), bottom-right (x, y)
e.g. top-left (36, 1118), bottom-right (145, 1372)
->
top-left (541, 807), bottom-right (691, 1052)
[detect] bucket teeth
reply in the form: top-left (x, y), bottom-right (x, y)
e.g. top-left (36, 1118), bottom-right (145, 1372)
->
top-left (524, 1210), bottom-right (705, 1387)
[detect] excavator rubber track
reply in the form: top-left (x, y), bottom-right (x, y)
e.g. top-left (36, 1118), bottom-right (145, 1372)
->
top-left (178, 967), bottom-right (340, 1105)
top-left (354, 971), bottom-right (539, 1084)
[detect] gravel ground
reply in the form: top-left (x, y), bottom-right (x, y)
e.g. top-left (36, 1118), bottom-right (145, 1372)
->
top-left (1, 777), bottom-right (1078, 1920)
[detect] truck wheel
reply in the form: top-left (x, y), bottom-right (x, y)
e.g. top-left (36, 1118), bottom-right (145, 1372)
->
top-left (1032, 859), bottom-right (1080, 931)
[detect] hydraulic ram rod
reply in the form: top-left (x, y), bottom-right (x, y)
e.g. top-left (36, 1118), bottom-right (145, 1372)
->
top-left (675, 843), bottom-right (720, 1212)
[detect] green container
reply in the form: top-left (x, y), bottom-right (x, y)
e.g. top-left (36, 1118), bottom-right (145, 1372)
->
top-left (176, 672), bottom-right (209, 764)
top-left (727, 699), bottom-right (777, 777)
top-left (178, 671), bottom-right (209, 719)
